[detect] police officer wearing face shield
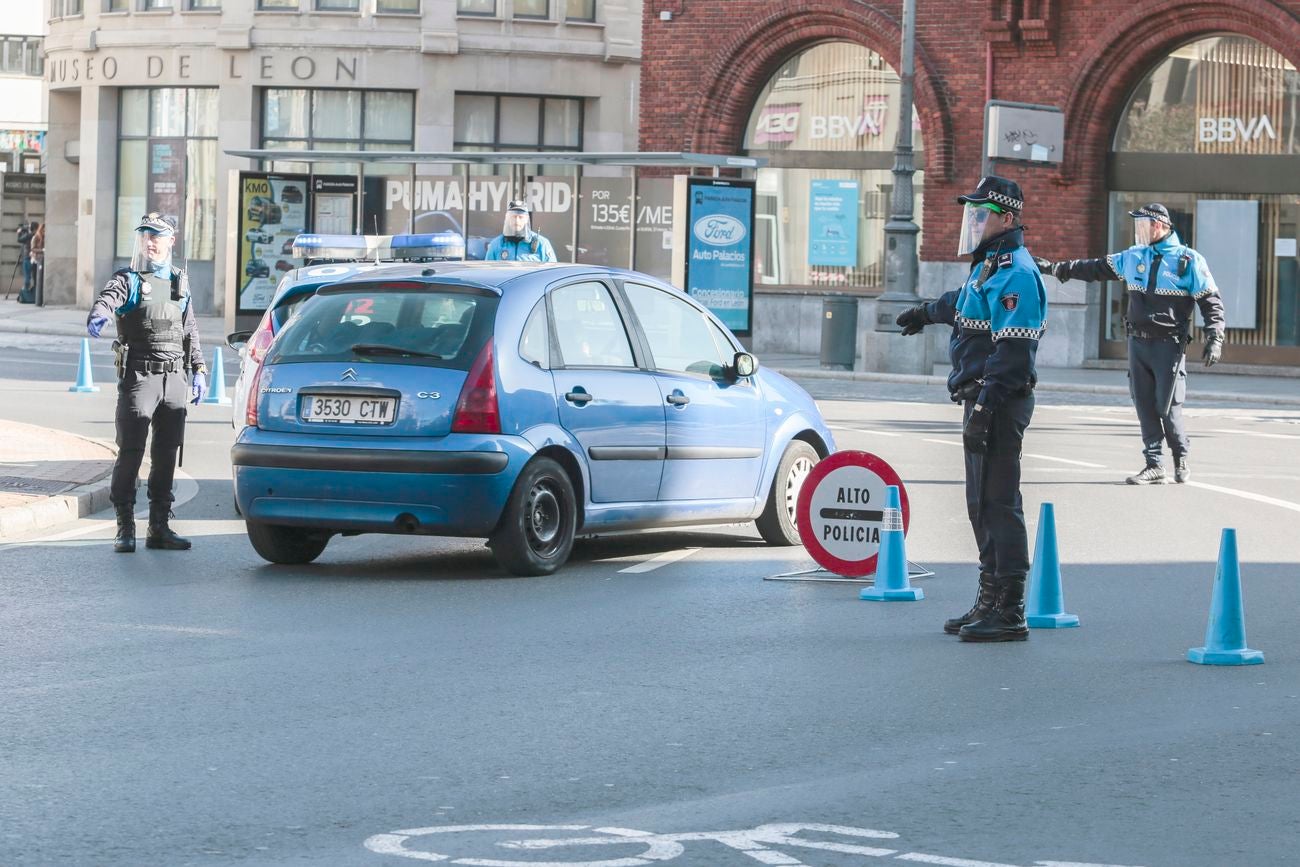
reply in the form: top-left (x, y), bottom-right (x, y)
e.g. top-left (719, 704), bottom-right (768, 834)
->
top-left (894, 177), bottom-right (1048, 643)
top-left (87, 213), bottom-right (207, 553)
top-left (484, 200), bottom-right (558, 263)
top-left (1035, 204), bottom-right (1225, 485)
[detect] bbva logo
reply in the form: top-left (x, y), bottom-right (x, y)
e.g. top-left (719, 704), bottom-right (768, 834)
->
top-left (1198, 115), bottom-right (1277, 143)
top-left (693, 215), bottom-right (746, 246)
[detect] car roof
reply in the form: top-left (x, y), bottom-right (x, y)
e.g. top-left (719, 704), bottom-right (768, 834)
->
top-left (312, 262), bottom-right (662, 294)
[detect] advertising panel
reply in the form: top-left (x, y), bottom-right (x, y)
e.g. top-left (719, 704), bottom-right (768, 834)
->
top-left (808, 179), bottom-right (859, 267)
top-left (311, 175), bottom-right (358, 236)
top-left (578, 177), bottom-right (633, 267)
top-left (236, 172), bottom-right (309, 315)
top-left (633, 178), bottom-right (674, 280)
top-left (679, 177), bottom-right (755, 335)
top-left (148, 138), bottom-right (186, 239)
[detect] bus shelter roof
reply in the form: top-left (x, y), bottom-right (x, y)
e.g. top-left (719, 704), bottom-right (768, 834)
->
top-left (223, 150), bottom-right (766, 169)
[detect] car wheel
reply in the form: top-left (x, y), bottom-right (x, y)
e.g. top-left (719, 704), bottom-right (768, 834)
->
top-left (489, 457), bottom-right (577, 576)
top-left (246, 521), bottom-right (329, 565)
top-left (755, 439), bottom-right (820, 546)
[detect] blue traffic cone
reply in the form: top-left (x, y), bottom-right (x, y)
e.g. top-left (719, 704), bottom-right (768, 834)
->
top-left (1188, 529), bottom-right (1264, 665)
top-left (201, 346), bottom-right (232, 405)
top-left (1026, 502), bottom-right (1079, 628)
top-left (68, 338), bottom-right (101, 393)
top-left (860, 485), bottom-right (923, 601)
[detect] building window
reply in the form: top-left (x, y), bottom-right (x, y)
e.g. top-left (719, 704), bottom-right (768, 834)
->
top-left (104, 0), bottom-right (128, 11)
top-left (261, 88), bottom-right (414, 175)
top-left (51, 0), bottom-right (84, 16)
top-left (377, 0), bottom-right (419, 11)
top-left (314, 0), bottom-right (359, 10)
top-left (457, 0), bottom-right (495, 14)
top-left (0, 37), bottom-right (44, 77)
top-left (187, 0), bottom-right (221, 9)
top-left (565, 0), bottom-right (594, 21)
top-left (116, 88), bottom-right (219, 263)
top-left (141, 0), bottom-right (173, 9)
top-left (514, 0), bottom-right (548, 18)
top-left (257, 0), bottom-right (297, 9)
top-left (453, 93), bottom-right (583, 151)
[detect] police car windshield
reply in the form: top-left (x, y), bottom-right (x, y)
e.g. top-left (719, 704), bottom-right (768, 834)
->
top-left (267, 287), bottom-right (498, 370)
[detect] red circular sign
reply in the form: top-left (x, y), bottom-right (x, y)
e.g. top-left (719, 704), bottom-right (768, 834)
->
top-left (795, 450), bottom-right (910, 578)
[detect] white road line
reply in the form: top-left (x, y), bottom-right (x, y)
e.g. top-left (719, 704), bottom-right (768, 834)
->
top-left (1211, 428), bottom-right (1300, 441)
top-left (1185, 480), bottom-right (1300, 514)
top-left (618, 547), bottom-right (702, 574)
top-left (1023, 453), bottom-right (1107, 468)
top-left (923, 438), bottom-right (962, 447)
top-left (96, 623), bottom-right (239, 637)
top-left (829, 425), bottom-right (902, 438)
top-left (894, 853), bottom-right (1018, 867)
top-left (1071, 416), bottom-right (1137, 425)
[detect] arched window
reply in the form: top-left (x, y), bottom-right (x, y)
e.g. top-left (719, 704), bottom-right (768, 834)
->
top-left (1104, 36), bottom-right (1300, 361)
top-left (743, 42), bottom-right (923, 290)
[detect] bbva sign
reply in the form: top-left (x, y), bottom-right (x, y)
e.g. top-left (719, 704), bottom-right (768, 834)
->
top-left (1198, 115), bottom-right (1278, 144)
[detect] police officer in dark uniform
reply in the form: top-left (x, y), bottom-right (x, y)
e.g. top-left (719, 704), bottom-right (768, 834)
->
top-left (895, 177), bottom-right (1047, 642)
top-left (1035, 204), bottom-right (1225, 485)
top-left (87, 213), bottom-right (207, 553)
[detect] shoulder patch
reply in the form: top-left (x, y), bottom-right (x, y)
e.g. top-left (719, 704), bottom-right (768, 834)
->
top-left (997, 252), bottom-right (1013, 269)
top-left (1001, 294), bottom-right (1019, 311)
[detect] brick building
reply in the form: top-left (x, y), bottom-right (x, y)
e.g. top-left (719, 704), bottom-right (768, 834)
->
top-left (640, 1), bottom-right (1300, 368)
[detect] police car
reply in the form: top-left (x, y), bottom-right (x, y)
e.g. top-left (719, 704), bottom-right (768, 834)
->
top-left (231, 262), bottom-right (834, 575)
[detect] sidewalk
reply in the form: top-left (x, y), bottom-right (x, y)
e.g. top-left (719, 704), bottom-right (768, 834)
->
top-left (0, 420), bottom-right (117, 539)
top-left (765, 353), bottom-right (1300, 407)
top-left (0, 296), bottom-right (229, 349)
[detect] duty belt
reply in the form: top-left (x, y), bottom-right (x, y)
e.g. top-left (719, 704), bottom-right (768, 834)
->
top-left (950, 379), bottom-right (1035, 403)
top-left (128, 358), bottom-right (185, 374)
top-left (1127, 328), bottom-right (1183, 342)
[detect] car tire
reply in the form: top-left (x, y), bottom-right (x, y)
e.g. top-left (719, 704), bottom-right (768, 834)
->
top-left (756, 439), bottom-right (820, 546)
top-left (246, 521), bottom-right (329, 565)
top-left (489, 457), bottom-right (577, 576)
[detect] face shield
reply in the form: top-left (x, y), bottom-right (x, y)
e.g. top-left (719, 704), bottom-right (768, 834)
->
top-left (1134, 217), bottom-right (1164, 247)
top-left (502, 209), bottom-right (531, 241)
top-left (130, 228), bottom-right (176, 273)
top-left (957, 203), bottom-right (1001, 257)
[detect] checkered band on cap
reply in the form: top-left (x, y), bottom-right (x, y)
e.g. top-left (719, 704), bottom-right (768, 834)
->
top-left (1130, 206), bottom-right (1171, 225)
top-left (986, 191), bottom-right (1024, 212)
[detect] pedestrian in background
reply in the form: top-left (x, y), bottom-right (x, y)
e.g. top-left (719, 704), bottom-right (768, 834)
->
top-left (15, 221), bottom-right (36, 304)
top-left (87, 213), bottom-right (207, 553)
top-left (894, 176), bottom-right (1047, 643)
top-left (1036, 204), bottom-right (1225, 485)
top-left (29, 222), bottom-right (44, 305)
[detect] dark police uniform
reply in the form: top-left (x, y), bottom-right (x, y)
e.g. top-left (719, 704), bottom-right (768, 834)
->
top-left (89, 264), bottom-right (204, 550)
top-left (1040, 205), bottom-right (1225, 484)
top-left (896, 176), bottom-right (1046, 642)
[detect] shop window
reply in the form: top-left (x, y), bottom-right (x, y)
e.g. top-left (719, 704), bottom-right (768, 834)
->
top-left (514, 0), bottom-right (548, 18)
top-left (457, 0), bottom-right (495, 14)
top-left (743, 41), bottom-right (924, 291)
top-left (260, 88), bottom-right (414, 177)
top-left (565, 0), bottom-right (594, 21)
top-left (377, 0), bottom-right (419, 11)
top-left (116, 88), bottom-right (219, 262)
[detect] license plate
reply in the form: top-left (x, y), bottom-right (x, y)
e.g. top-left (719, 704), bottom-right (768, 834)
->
top-left (302, 394), bottom-right (396, 425)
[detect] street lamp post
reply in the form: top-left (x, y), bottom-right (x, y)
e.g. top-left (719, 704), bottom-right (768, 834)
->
top-left (869, 0), bottom-right (932, 374)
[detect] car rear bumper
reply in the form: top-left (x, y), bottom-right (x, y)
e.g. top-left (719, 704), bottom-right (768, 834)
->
top-left (231, 433), bottom-right (531, 536)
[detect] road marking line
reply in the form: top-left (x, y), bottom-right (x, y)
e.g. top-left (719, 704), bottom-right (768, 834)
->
top-left (1070, 416), bottom-right (1137, 425)
top-left (97, 623), bottom-right (239, 637)
top-left (829, 425), bottom-right (901, 438)
top-left (618, 547), bottom-right (702, 573)
top-left (1185, 480), bottom-right (1300, 514)
top-left (923, 438), bottom-right (962, 447)
top-left (895, 853), bottom-right (1019, 867)
top-left (1023, 453), bottom-right (1106, 468)
top-left (1211, 428), bottom-right (1300, 441)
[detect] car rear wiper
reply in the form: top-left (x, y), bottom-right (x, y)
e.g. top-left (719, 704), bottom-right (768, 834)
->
top-left (350, 343), bottom-right (444, 359)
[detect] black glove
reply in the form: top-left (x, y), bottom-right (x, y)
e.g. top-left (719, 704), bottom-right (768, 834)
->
top-left (895, 305), bottom-right (930, 337)
top-left (1033, 257), bottom-right (1053, 275)
top-left (1203, 336), bottom-right (1223, 367)
top-left (963, 404), bottom-right (993, 454)
top-left (1035, 257), bottom-right (1071, 282)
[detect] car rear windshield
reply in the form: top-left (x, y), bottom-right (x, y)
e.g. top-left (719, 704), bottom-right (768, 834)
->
top-left (267, 285), bottom-right (499, 370)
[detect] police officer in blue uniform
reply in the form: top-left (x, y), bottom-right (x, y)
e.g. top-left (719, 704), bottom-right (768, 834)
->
top-left (1035, 204), bottom-right (1225, 485)
top-left (87, 213), bottom-right (207, 553)
top-left (484, 200), bottom-right (558, 263)
top-left (895, 176), bottom-right (1047, 642)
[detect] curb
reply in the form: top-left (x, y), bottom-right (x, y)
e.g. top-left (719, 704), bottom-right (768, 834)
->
top-left (0, 434), bottom-right (120, 541)
top-left (774, 367), bottom-right (1300, 408)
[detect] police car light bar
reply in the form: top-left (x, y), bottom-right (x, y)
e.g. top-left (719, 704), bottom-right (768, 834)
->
top-left (292, 233), bottom-right (464, 262)
top-left (390, 232), bottom-right (466, 261)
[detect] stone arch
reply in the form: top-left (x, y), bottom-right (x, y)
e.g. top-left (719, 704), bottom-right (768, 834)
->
top-left (684, 1), bottom-right (955, 181)
top-left (1056, 0), bottom-right (1300, 192)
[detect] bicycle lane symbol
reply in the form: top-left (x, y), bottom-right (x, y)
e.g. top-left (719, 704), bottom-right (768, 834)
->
top-left (362, 822), bottom-right (1145, 866)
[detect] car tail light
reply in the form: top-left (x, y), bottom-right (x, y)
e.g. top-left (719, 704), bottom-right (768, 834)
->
top-left (246, 314), bottom-right (276, 366)
top-left (246, 364), bottom-right (264, 428)
top-left (451, 342), bottom-right (500, 434)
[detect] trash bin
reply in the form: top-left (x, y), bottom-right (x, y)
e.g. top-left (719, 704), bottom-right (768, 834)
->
top-left (820, 296), bottom-right (858, 370)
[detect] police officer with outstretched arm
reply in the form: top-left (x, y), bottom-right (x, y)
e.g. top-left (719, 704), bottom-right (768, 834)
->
top-left (894, 177), bottom-right (1047, 642)
top-left (87, 213), bottom-right (207, 553)
top-left (1035, 204), bottom-right (1225, 485)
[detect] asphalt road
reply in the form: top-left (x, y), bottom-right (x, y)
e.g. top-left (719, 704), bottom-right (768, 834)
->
top-left (2, 343), bottom-right (1298, 867)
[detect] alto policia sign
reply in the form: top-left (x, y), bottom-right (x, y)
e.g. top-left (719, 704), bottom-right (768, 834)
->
top-left (672, 176), bottom-right (755, 336)
top-left (796, 450), bottom-right (910, 578)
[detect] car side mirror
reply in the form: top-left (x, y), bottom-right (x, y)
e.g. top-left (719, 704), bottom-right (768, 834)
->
top-left (732, 351), bottom-right (758, 379)
top-left (227, 330), bottom-right (252, 351)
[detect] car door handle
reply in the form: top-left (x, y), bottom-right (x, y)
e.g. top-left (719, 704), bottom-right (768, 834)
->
top-left (565, 391), bottom-right (593, 405)
top-left (666, 393), bottom-right (690, 406)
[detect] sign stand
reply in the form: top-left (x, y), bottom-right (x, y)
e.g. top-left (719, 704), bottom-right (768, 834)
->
top-left (764, 562), bottom-right (935, 584)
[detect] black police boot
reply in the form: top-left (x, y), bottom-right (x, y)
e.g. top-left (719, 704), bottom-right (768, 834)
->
top-left (113, 505), bottom-right (136, 554)
top-left (1174, 458), bottom-right (1190, 484)
top-left (943, 571), bottom-right (997, 635)
top-left (1126, 464), bottom-right (1167, 485)
top-left (145, 505), bottom-right (191, 550)
top-left (958, 576), bottom-right (1029, 642)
